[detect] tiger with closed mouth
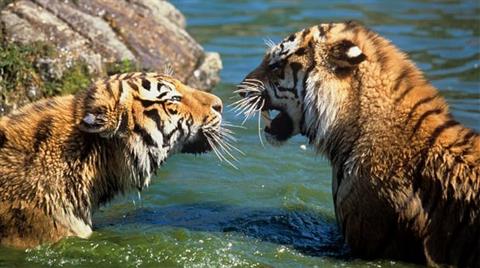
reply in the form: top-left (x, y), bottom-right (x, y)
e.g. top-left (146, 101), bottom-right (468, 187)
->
top-left (0, 72), bottom-right (233, 248)
top-left (235, 21), bottom-right (479, 267)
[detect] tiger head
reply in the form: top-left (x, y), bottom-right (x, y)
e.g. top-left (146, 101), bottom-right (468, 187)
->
top-left (78, 72), bottom-right (224, 180)
top-left (237, 21), bottom-right (369, 146)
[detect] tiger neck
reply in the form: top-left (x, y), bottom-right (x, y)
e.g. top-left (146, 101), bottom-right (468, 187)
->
top-left (66, 131), bottom-right (171, 225)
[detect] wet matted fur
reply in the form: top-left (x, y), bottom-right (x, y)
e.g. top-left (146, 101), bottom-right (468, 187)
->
top-left (235, 21), bottom-right (479, 267)
top-left (0, 72), bottom-right (224, 248)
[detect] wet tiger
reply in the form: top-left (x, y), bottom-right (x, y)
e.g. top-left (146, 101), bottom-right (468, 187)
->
top-left (0, 72), bottom-right (227, 248)
top-left (235, 21), bottom-right (480, 267)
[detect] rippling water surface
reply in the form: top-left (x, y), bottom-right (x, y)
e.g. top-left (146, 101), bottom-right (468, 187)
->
top-left (1, 0), bottom-right (478, 267)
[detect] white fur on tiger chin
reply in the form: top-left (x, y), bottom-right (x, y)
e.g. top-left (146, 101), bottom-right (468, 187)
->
top-left (128, 135), bottom-right (154, 188)
top-left (127, 121), bottom-right (170, 190)
top-left (303, 72), bottom-right (348, 151)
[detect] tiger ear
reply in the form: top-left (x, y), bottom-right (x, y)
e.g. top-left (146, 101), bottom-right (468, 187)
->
top-left (328, 40), bottom-right (366, 68)
top-left (78, 83), bottom-right (121, 136)
top-left (79, 111), bottom-right (110, 134)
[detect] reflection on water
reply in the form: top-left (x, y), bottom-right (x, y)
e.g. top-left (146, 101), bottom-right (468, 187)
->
top-left (95, 203), bottom-right (348, 258)
top-left (0, 1), bottom-right (478, 267)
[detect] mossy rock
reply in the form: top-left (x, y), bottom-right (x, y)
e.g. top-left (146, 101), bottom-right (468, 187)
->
top-left (0, 0), bottom-right (222, 116)
top-left (0, 41), bottom-right (139, 116)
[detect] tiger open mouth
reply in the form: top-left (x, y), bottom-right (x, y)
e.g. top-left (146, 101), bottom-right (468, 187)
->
top-left (235, 79), bottom-right (296, 144)
top-left (181, 130), bottom-right (212, 154)
top-left (261, 107), bottom-right (294, 143)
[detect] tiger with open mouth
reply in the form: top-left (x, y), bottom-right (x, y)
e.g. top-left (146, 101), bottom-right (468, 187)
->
top-left (0, 72), bottom-right (235, 248)
top-left (235, 21), bottom-right (479, 267)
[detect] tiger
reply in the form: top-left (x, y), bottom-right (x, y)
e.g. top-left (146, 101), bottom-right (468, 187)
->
top-left (0, 72), bottom-right (226, 249)
top-left (235, 21), bottom-right (480, 267)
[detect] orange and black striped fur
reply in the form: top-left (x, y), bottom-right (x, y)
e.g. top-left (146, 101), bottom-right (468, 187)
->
top-left (0, 72), bottom-right (223, 248)
top-left (236, 22), bottom-right (479, 267)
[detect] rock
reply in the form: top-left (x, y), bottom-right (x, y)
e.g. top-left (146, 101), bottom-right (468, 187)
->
top-left (0, 0), bottom-right (221, 115)
top-left (188, 52), bottom-right (223, 91)
top-left (1, 1), bottom-right (104, 75)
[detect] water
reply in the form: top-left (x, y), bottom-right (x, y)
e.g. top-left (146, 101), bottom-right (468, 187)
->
top-left (1, 0), bottom-right (478, 267)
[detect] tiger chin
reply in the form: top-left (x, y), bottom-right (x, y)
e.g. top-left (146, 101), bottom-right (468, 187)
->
top-left (0, 72), bottom-right (224, 249)
top-left (237, 21), bottom-right (479, 267)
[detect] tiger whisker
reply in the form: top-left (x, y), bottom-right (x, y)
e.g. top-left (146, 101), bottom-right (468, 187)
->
top-left (243, 97), bottom-right (261, 117)
top-left (244, 78), bottom-right (265, 84)
top-left (263, 37), bottom-right (276, 49)
top-left (237, 81), bottom-right (262, 88)
top-left (222, 122), bottom-right (246, 129)
top-left (257, 99), bottom-right (266, 147)
top-left (233, 88), bottom-right (261, 96)
top-left (243, 79), bottom-right (266, 89)
top-left (206, 135), bottom-right (224, 163)
top-left (163, 64), bottom-right (174, 76)
top-left (236, 101), bottom-right (258, 118)
top-left (238, 82), bottom-right (264, 90)
top-left (228, 100), bottom-right (248, 110)
top-left (219, 142), bottom-right (244, 159)
top-left (219, 137), bottom-right (245, 156)
top-left (240, 78), bottom-right (263, 86)
top-left (220, 127), bottom-right (237, 136)
top-left (236, 86), bottom-right (261, 93)
top-left (237, 82), bottom-right (263, 89)
top-left (233, 88), bottom-right (261, 94)
top-left (209, 134), bottom-right (239, 162)
top-left (210, 131), bottom-right (244, 157)
top-left (229, 95), bottom-right (258, 108)
top-left (233, 97), bottom-right (259, 115)
top-left (232, 102), bottom-right (255, 115)
top-left (222, 125), bottom-right (246, 130)
top-left (207, 135), bottom-right (238, 169)
top-left (242, 100), bottom-right (261, 124)
top-left (216, 130), bottom-right (237, 142)
top-left (207, 134), bottom-right (233, 165)
top-left (235, 102), bottom-right (256, 116)
top-left (219, 131), bottom-right (237, 143)
top-left (218, 127), bottom-right (236, 138)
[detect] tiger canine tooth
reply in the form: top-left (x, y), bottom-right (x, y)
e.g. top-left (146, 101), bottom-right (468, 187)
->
top-left (261, 110), bottom-right (271, 128)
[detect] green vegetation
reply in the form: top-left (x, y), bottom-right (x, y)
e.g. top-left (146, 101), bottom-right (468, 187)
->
top-left (0, 42), bottom-right (53, 95)
top-left (0, 41), bottom-right (92, 98)
top-left (43, 61), bottom-right (92, 96)
top-left (0, 41), bottom-right (141, 114)
top-left (106, 59), bottom-right (139, 76)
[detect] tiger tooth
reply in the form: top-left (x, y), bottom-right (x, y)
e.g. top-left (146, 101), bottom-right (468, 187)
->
top-left (261, 110), bottom-right (271, 128)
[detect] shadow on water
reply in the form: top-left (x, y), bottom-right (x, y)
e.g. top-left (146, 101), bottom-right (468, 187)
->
top-left (94, 203), bottom-right (350, 259)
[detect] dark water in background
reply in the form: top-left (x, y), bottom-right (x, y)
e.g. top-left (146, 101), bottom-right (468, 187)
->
top-left (1, 1), bottom-right (478, 267)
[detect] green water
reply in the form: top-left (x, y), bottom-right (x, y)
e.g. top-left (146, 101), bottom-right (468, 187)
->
top-left (1, 0), bottom-right (479, 267)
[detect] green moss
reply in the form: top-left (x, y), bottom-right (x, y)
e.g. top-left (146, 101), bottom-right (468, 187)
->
top-left (106, 59), bottom-right (139, 75)
top-left (0, 42), bottom-right (55, 94)
top-left (0, 41), bottom-right (100, 115)
top-left (0, 40), bottom-right (140, 113)
top-left (43, 61), bottom-right (92, 96)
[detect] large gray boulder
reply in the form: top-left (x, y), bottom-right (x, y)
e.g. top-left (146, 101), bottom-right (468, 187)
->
top-left (0, 0), bottom-right (221, 114)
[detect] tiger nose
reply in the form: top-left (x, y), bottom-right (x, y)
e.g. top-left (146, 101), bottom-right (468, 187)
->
top-left (211, 96), bottom-right (223, 113)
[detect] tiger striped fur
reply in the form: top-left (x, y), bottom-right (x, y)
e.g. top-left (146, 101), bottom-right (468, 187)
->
top-left (235, 21), bottom-right (479, 267)
top-left (0, 72), bottom-right (224, 248)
